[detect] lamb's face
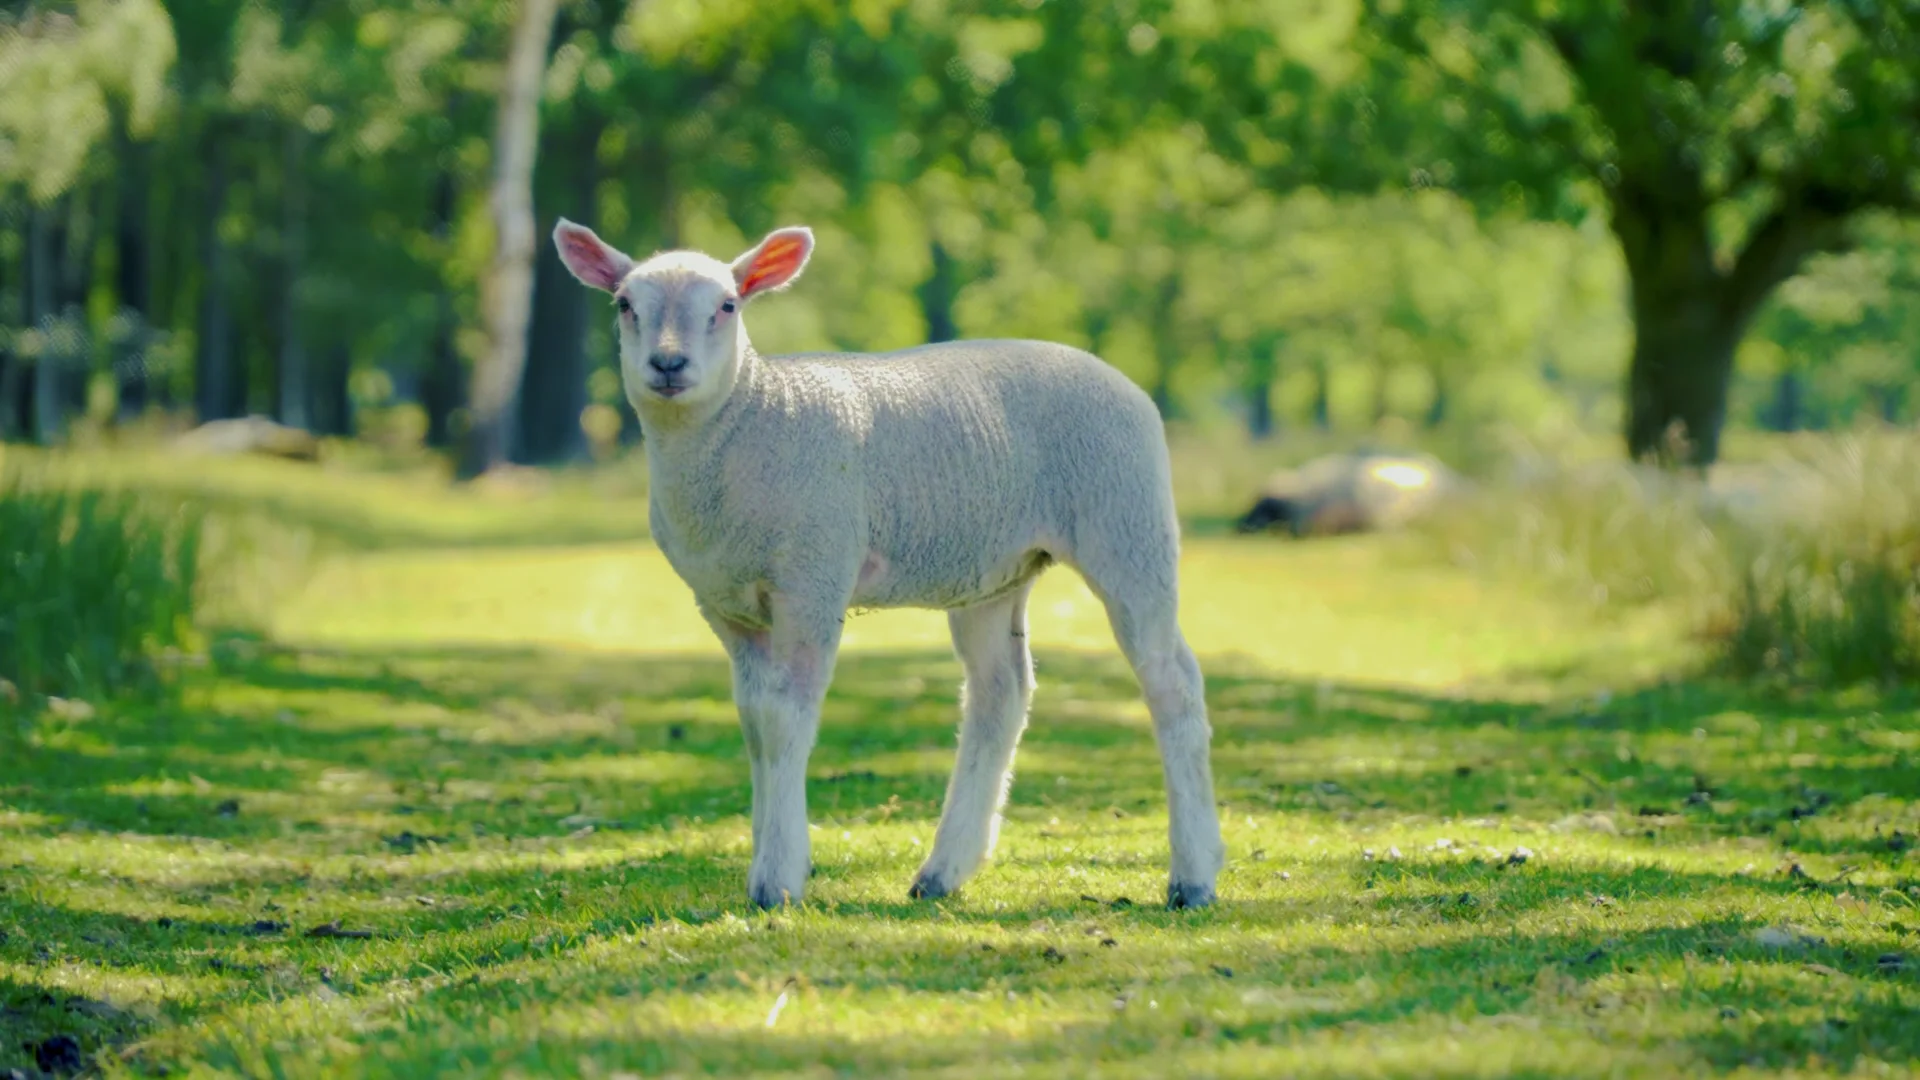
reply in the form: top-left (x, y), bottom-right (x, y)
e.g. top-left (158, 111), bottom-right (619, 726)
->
top-left (553, 220), bottom-right (815, 418)
top-left (614, 254), bottom-right (743, 409)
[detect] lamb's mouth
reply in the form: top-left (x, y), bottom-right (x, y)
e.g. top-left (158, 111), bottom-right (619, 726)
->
top-left (649, 382), bottom-right (688, 399)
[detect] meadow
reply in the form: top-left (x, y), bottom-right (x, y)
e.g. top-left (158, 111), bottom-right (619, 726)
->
top-left (3, 446), bottom-right (1918, 1078)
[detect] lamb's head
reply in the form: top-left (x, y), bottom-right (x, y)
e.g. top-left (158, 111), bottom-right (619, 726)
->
top-left (553, 221), bottom-right (814, 413)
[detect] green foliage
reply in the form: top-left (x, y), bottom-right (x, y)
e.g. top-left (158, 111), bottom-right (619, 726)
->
top-left (1741, 214), bottom-right (1920, 428)
top-left (0, 0), bottom-right (174, 200)
top-left (0, 0), bottom-right (1917, 462)
top-left (1349, 0), bottom-right (1920, 226)
top-left (1120, 0), bottom-right (1920, 461)
top-left (0, 455), bottom-right (200, 706)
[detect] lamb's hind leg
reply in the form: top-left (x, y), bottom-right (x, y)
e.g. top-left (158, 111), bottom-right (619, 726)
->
top-left (1076, 555), bottom-right (1225, 909)
top-left (910, 582), bottom-right (1037, 900)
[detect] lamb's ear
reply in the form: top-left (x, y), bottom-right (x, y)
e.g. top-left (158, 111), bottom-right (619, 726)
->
top-left (553, 218), bottom-right (633, 293)
top-left (731, 227), bottom-right (814, 300)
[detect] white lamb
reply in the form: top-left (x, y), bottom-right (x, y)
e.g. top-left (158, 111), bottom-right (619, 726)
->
top-left (553, 220), bottom-right (1225, 910)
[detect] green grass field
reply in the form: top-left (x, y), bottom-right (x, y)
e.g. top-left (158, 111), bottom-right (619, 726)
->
top-left (4, 454), bottom-right (1919, 1078)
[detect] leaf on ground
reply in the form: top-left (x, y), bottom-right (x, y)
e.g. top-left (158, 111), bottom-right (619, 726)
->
top-left (63, 997), bottom-right (125, 1020)
top-left (381, 832), bottom-right (447, 853)
top-left (46, 698), bottom-right (96, 721)
top-left (305, 921), bottom-right (373, 939)
top-left (34, 1034), bottom-right (82, 1074)
top-left (1753, 925), bottom-right (1824, 950)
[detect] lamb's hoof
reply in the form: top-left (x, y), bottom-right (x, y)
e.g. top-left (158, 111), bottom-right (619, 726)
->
top-left (749, 882), bottom-right (800, 909)
top-left (908, 873), bottom-right (953, 901)
top-left (1167, 881), bottom-right (1216, 910)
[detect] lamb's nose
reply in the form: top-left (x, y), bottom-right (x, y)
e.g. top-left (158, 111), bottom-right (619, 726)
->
top-left (648, 353), bottom-right (689, 374)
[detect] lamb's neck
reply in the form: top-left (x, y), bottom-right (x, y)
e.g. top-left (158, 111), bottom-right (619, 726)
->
top-left (639, 346), bottom-right (768, 489)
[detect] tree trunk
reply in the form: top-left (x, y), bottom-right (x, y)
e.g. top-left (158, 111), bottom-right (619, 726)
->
top-left (516, 119), bottom-right (599, 466)
top-left (0, 353), bottom-right (15, 439)
top-left (115, 137), bottom-right (154, 422)
top-left (0, 212), bottom-right (15, 440)
top-left (423, 170), bottom-right (463, 449)
top-left (1612, 187), bottom-right (1840, 467)
top-left (311, 344), bottom-right (352, 436)
top-left (916, 241), bottom-right (959, 344)
top-left (1148, 275), bottom-right (1180, 418)
top-left (515, 238), bottom-right (591, 464)
top-left (60, 189), bottom-right (98, 422)
top-left (278, 124), bottom-right (310, 430)
top-left (1622, 295), bottom-right (1743, 467)
top-left (1425, 369), bottom-right (1449, 428)
top-left (1877, 383), bottom-right (1906, 424)
top-left (1310, 356), bottom-right (1330, 430)
top-left (1765, 368), bottom-right (1803, 432)
top-left (28, 202), bottom-right (63, 445)
top-left (196, 139), bottom-right (237, 424)
top-left (458, 0), bottom-right (560, 480)
top-left (1246, 377), bottom-right (1274, 439)
top-left (1370, 354), bottom-right (1391, 426)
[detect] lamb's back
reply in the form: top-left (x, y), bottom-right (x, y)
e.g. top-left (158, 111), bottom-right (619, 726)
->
top-left (763, 340), bottom-right (1171, 599)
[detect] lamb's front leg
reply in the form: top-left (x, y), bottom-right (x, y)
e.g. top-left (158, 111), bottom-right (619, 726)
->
top-left (722, 598), bottom-right (846, 909)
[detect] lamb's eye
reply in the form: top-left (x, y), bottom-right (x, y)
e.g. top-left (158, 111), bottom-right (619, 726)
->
top-left (615, 296), bottom-right (632, 315)
top-left (720, 299), bottom-right (736, 315)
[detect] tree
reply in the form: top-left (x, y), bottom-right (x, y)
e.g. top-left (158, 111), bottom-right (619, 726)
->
top-left (1352, 0), bottom-right (1920, 465)
top-left (0, 0), bottom-right (174, 438)
top-left (458, 0), bottom-right (560, 480)
top-left (990, 0), bottom-right (1920, 462)
top-left (505, 0), bottom-right (962, 464)
top-left (1746, 214), bottom-right (1920, 428)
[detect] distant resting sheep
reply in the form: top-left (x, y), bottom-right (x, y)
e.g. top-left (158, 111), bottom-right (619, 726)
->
top-left (173, 416), bottom-right (322, 463)
top-left (1237, 451), bottom-right (1462, 538)
top-left (553, 219), bottom-right (1224, 911)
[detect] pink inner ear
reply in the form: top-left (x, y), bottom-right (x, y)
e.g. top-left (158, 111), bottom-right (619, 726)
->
top-left (555, 225), bottom-right (630, 292)
top-left (737, 229), bottom-right (813, 299)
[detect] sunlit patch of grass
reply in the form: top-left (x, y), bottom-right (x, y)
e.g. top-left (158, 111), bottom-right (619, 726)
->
top-left (4, 451), bottom-right (1919, 1077)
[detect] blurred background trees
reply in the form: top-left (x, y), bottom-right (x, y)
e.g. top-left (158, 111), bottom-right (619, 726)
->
top-left (1, 0), bottom-right (1915, 472)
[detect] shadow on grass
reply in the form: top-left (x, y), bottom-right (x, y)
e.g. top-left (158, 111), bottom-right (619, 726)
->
top-left (375, 915), bottom-right (1912, 1076)
top-left (8, 847), bottom-right (1915, 1076)
top-left (4, 637), bottom-right (1919, 1074)
top-left (21, 899), bottom-right (1909, 1077)
top-left (9, 638), bottom-right (1918, 864)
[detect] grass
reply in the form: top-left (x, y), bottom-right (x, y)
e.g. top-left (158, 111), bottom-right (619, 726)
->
top-left (1419, 429), bottom-right (1920, 689)
top-left (0, 452), bottom-right (201, 705)
top-left (3, 450), bottom-right (1919, 1078)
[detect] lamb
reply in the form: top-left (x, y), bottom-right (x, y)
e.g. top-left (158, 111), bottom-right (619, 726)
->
top-left (553, 219), bottom-right (1225, 911)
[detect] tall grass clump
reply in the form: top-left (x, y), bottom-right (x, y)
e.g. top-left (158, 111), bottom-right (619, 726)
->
top-left (1713, 435), bottom-right (1920, 684)
top-left (1416, 456), bottom-right (1738, 614)
top-left (0, 459), bottom-right (203, 705)
top-left (1415, 431), bottom-right (1920, 686)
